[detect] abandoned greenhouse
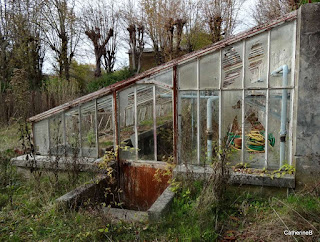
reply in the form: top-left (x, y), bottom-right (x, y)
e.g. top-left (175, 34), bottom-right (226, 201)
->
top-left (13, 3), bottom-right (320, 191)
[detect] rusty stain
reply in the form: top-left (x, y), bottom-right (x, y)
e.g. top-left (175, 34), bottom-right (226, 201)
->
top-left (28, 11), bottom-right (297, 123)
top-left (120, 163), bottom-right (170, 211)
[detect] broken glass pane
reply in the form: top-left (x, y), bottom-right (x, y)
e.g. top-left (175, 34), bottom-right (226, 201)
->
top-left (222, 42), bottom-right (243, 89)
top-left (245, 32), bottom-right (268, 88)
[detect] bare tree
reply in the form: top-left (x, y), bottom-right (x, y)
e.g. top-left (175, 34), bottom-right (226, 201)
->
top-left (122, 0), bottom-right (145, 73)
top-left (41, 0), bottom-right (80, 80)
top-left (0, 0), bottom-right (45, 88)
top-left (251, 0), bottom-right (302, 25)
top-left (82, 1), bottom-right (118, 77)
top-left (141, 0), bottom-right (188, 63)
top-left (201, 0), bottom-right (243, 44)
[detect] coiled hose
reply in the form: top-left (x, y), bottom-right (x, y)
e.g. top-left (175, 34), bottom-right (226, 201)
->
top-left (228, 130), bottom-right (275, 153)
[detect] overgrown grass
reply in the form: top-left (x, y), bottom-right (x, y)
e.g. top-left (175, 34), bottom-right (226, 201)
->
top-left (0, 170), bottom-right (101, 241)
top-left (0, 123), bottom-right (21, 152)
top-left (0, 171), bottom-right (319, 241)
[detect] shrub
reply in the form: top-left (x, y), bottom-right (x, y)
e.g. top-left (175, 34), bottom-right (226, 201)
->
top-left (86, 68), bottom-right (135, 93)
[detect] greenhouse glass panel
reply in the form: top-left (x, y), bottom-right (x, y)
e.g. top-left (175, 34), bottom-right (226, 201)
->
top-left (270, 22), bottom-right (294, 87)
top-left (153, 69), bottom-right (173, 86)
top-left (97, 95), bottom-right (114, 157)
top-left (268, 89), bottom-right (292, 169)
top-left (222, 42), bottom-right (243, 89)
top-left (244, 32), bottom-right (268, 88)
top-left (65, 107), bottom-right (80, 156)
top-left (49, 114), bottom-right (64, 155)
top-left (34, 119), bottom-right (49, 155)
top-left (119, 87), bottom-right (136, 160)
top-left (244, 90), bottom-right (267, 168)
top-left (199, 91), bottom-right (219, 163)
top-left (199, 52), bottom-right (220, 89)
top-left (81, 101), bottom-right (97, 158)
top-left (137, 85), bottom-right (155, 160)
top-left (179, 91), bottom-right (198, 164)
top-left (178, 60), bottom-right (197, 90)
top-left (156, 86), bottom-right (173, 161)
top-left (222, 90), bottom-right (242, 165)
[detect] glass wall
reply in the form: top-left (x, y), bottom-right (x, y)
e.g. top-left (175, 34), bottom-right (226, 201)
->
top-left (32, 19), bottom-right (296, 169)
top-left (97, 95), bottom-right (114, 157)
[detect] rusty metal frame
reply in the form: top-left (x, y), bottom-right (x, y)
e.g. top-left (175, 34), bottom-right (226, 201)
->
top-left (94, 99), bottom-right (99, 158)
top-left (153, 85), bottom-right (157, 161)
top-left (113, 91), bottom-right (119, 164)
top-left (28, 11), bottom-right (297, 124)
top-left (173, 65), bottom-right (178, 164)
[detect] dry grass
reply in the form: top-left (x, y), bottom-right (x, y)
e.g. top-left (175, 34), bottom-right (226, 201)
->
top-left (0, 122), bottom-right (21, 152)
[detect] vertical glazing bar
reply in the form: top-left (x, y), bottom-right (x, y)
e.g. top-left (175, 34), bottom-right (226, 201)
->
top-left (62, 112), bottom-right (66, 154)
top-left (197, 58), bottom-right (200, 164)
top-left (78, 105), bottom-right (82, 157)
top-left (94, 99), bottom-right (99, 158)
top-left (112, 95), bottom-right (116, 151)
top-left (134, 87), bottom-right (138, 160)
top-left (153, 85), bottom-right (157, 161)
top-left (47, 118), bottom-right (51, 155)
top-left (31, 122), bottom-right (36, 153)
top-left (173, 66), bottom-right (179, 164)
top-left (288, 20), bottom-right (297, 166)
top-left (265, 30), bottom-right (271, 168)
top-left (218, 49), bottom-right (222, 152)
top-left (241, 40), bottom-right (246, 163)
top-left (113, 91), bottom-right (120, 165)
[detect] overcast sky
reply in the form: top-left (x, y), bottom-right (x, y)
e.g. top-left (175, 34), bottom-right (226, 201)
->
top-left (42, 0), bottom-right (257, 74)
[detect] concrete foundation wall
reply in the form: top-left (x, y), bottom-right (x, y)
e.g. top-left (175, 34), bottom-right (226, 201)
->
top-left (295, 3), bottom-right (320, 186)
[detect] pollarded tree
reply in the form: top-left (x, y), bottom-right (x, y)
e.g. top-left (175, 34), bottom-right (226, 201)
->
top-left (251, 0), bottom-right (319, 25)
top-left (82, 1), bottom-right (118, 77)
top-left (200, 0), bottom-right (243, 43)
top-left (122, 0), bottom-right (146, 74)
top-left (141, 0), bottom-right (188, 63)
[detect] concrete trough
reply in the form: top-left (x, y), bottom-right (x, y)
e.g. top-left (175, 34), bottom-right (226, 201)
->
top-left (174, 164), bottom-right (295, 188)
top-left (54, 163), bottom-right (175, 222)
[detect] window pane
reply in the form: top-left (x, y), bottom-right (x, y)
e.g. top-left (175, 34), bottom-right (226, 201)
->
top-left (270, 22), bottom-right (294, 87)
top-left (65, 107), bottom-right (80, 156)
top-left (222, 42), bottom-right (243, 89)
top-left (268, 90), bottom-right (291, 169)
top-left (199, 91), bottom-right (219, 163)
top-left (119, 87), bottom-right (136, 160)
top-left (81, 101), bottom-right (97, 158)
top-left (222, 90), bottom-right (242, 164)
top-left (153, 69), bottom-right (172, 86)
top-left (97, 95), bottom-right (114, 157)
top-left (137, 85), bottom-right (155, 160)
top-left (245, 32), bottom-right (268, 88)
top-left (199, 52), bottom-right (220, 89)
top-left (156, 86), bottom-right (173, 161)
top-left (244, 90), bottom-right (267, 168)
top-left (178, 60), bottom-right (197, 90)
top-left (49, 114), bottom-right (63, 155)
top-left (179, 91), bottom-right (197, 164)
top-left (34, 119), bottom-right (49, 155)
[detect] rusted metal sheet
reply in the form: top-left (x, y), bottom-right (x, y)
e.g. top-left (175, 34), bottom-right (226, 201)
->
top-left (173, 65), bottom-right (178, 164)
top-left (28, 11), bottom-right (297, 123)
top-left (120, 163), bottom-right (170, 211)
